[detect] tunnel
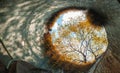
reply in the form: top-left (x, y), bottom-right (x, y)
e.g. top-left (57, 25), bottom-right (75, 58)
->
top-left (0, 0), bottom-right (120, 73)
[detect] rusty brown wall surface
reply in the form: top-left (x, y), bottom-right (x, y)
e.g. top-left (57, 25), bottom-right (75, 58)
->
top-left (93, 50), bottom-right (120, 73)
top-left (0, 0), bottom-right (120, 73)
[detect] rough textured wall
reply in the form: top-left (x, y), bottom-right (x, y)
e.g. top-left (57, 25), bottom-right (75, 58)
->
top-left (0, 0), bottom-right (120, 73)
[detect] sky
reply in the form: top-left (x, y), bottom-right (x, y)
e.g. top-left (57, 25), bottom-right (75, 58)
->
top-left (49, 10), bottom-right (108, 62)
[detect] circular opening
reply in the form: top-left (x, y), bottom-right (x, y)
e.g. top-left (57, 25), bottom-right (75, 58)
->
top-left (44, 9), bottom-right (108, 71)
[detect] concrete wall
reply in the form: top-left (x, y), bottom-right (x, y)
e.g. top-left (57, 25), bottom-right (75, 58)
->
top-left (0, 0), bottom-right (120, 73)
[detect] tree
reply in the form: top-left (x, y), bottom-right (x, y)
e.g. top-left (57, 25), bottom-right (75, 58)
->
top-left (51, 18), bottom-right (108, 64)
